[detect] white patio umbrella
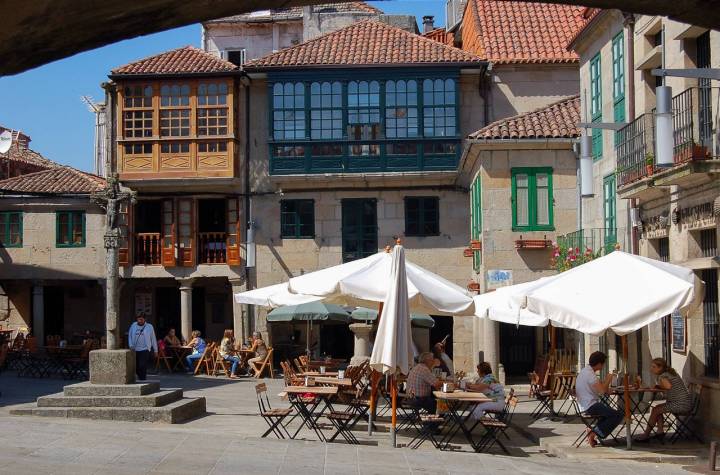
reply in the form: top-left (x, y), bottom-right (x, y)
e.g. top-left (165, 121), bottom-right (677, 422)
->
top-left (473, 276), bottom-right (559, 327)
top-left (234, 282), bottom-right (322, 308)
top-left (369, 245), bottom-right (412, 447)
top-left (287, 250), bottom-right (474, 315)
top-left (517, 251), bottom-right (703, 449)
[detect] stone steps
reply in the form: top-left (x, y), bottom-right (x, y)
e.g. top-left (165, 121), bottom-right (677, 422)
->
top-left (10, 396), bottom-right (205, 423)
top-left (37, 389), bottom-right (183, 408)
top-left (63, 381), bottom-right (161, 397)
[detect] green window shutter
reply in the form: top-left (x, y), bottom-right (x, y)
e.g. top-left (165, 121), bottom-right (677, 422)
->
top-left (590, 53), bottom-right (603, 160)
top-left (470, 176), bottom-right (482, 270)
top-left (512, 168), bottom-right (554, 232)
top-left (603, 174), bottom-right (617, 250)
top-left (612, 32), bottom-right (625, 147)
top-left (280, 199), bottom-right (315, 239)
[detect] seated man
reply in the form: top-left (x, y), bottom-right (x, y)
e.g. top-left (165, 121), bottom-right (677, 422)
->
top-left (576, 351), bottom-right (623, 447)
top-left (406, 352), bottom-right (443, 414)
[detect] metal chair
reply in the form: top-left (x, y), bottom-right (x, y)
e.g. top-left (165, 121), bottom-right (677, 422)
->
top-left (666, 383), bottom-right (704, 444)
top-left (255, 383), bottom-right (292, 439)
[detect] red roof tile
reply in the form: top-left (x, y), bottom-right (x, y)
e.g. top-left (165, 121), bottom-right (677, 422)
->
top-left (1, 145), bottom-right (58, 170)
top-left (422, 28), bottom-right (455, 46)
top-left (244, 20), bottom-right (483, 69)
top-left (469, 95), bottom-right (580, 140)
top-left (0, 167), bottom-right (107, 194)
top-left (566, 8), bottom-right (604, 50)
top-left (111, 46), bottom-right (237, 76)
top-left (462, 0), bottom-right (585, 64)
top-left (206, 2), bottom-right (382, 23)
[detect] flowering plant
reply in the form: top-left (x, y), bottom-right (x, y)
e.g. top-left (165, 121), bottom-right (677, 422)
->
top-left (550, 243), bottom-right (602, 273)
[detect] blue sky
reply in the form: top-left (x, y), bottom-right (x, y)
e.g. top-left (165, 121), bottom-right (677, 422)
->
top-left (0, 0), bottom-right (446, 172)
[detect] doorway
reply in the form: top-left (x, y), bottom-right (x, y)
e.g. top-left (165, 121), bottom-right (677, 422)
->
top-left (43, 286), bottom-right (64, 338)
top-left (155, 287), bottom-right (180, 340)
top-left (429, 316), bottom-right (453, 358)
top-left (500, 323), bottom-right (536, 378)
top-left (341, 198), bottom-right (377, 263)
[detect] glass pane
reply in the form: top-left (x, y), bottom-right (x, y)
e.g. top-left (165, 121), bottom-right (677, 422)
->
top-left (516, 187), bottom-right (529, 227)
top-left (536, 186), bottom-right (549, 226)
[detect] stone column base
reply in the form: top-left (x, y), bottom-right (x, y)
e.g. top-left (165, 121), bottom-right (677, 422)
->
top-left (89, 349), bottom-right (135, 385)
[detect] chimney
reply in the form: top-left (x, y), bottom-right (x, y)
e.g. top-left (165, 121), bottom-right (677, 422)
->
top-left (422, 15), bottom-right (435, 34)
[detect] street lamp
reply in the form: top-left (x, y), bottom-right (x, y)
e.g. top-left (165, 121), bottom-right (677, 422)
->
top-left (579, 133), bottom-right (594, 197)
top-left (655, 85), bottom-right (674, 168)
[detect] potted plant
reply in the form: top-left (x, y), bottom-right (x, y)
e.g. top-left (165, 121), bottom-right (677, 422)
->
top-left (645, 152), bottom-right (654, 176)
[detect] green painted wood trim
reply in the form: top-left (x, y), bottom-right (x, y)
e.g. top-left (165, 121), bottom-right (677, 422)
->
top-left (55, 210), bottom-right (86, 248)
top-left (0, 211), bottom-right (23, 248)
top-left (511, 167), bottom-right (555, 232)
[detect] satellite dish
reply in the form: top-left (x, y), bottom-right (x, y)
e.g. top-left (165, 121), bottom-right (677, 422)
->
top-left (0, 130), bottom-right (12, 154)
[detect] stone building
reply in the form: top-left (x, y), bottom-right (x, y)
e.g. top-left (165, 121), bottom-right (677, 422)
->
top-left (201, 2), bottom-right (416, 67)
top-left (0, 126), bottom-right (58, 180)
top-left (0, 166), bottom-right (108, 344)
top-left (571, 9), bottom-right (720, 438)
top-left (458, 96), bottom-right (582, 379)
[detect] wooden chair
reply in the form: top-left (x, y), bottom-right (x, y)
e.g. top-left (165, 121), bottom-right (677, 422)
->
top-left (193, 343), bottom-right (215, 375)
top-left (154, 344), bottom-right (173, 372)
top-left (211, 346), bottom-right (232, 377)
top-left (255, 383), bottom-right (292, 438)
top-left (293, 357), bottom-right (305, 373)
top-left (280, 360), bottom-right (303, 386)
top-left (251, 347), bottom-right (274, 378)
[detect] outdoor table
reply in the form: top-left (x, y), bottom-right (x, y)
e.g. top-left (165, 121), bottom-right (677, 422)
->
top-left (433, 390), bottom-right (503, 453)
top-left (307, 359), bottom-right (344, 370)
top-left (235, 349), bottom-right (254, 371)
top-left (610, 387), bottom-right (662, 436)
top-left (168, 346), bottom-right (192, 371)
top-left (299, 371), bottom-right (339, 377)
top-left (313, 377), bottom-right (352, 387)
top-left (282, 386), bottom-right (338, 442)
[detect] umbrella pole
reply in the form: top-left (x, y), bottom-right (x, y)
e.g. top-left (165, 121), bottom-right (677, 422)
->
top-left (549, 323), bottom-right (556, 417)
top-left (368, 370), bottom-right (380, 436)
top-left (622, 335), bottom-right (632, 450)
top-left (390, 373), bottom-right (398, 447)
top-left (306, 320), bottom-right (310, 357)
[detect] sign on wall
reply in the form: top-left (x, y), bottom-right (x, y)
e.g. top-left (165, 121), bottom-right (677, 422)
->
top-left (487, 269), bottom-right (513, 290)
top-left (134, 291), bottom-right (153, 319)
top-left (671, 309), bottom-right (686, 354)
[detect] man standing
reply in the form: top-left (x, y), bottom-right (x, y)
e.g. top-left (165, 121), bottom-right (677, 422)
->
top-left (575, 351), bottom-right (623, 447)
top-left (127, 314), bottom-right (157, 381)
top-left (406, 352), bottom-right (443, 414)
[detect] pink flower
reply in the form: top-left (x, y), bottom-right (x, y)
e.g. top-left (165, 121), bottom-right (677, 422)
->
top-left (554, 252), bottom-right (560, 257)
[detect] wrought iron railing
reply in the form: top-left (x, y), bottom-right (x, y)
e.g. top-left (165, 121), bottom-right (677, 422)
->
top-left (616, 86), bottom-right (718, 188)
top-left (556, 228), bottom-right (628, 255)
top-left (198, 232), bottom-right (227, 264)
top-left (135, 233), bottom-right (161, 265)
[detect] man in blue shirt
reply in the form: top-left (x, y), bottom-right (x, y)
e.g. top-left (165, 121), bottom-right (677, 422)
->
top-left (127, 314), bottom-right (157, 381)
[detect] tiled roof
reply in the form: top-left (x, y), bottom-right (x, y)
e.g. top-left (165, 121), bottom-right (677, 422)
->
top-left (244, 20), bottom-right (484, 69)
top-left (422, 28), bottom-right (454, 46)
top-left (1, 146), bottom-right (59, 170)
top-left (0, 167), bottom-right (107, 194)
top-left (567, 8), bottom-right (604, 50)
top-left (206, 2), bottom-right (382, 23)
top-left (111, 46), bottom-right (238, 76)
top-left (462, 0), bottom-right (585, 64)
top-left (469, 95), bottom-right (580, 140)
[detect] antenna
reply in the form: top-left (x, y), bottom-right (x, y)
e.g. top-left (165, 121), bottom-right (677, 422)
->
top-left (0, 130), bottom-right (12, 154)
top-left (81, 95), bottom-right (100, 113)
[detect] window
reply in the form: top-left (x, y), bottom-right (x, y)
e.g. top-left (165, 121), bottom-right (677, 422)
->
top-left (700, 228), bottom-right (718, 257)
top-left (423, 78), bottom-right (456, 137)
top-left (348, 80), bottom-right (381, 140)
top-left (225, 49), bottom-right (246, 66)
top-left (405, 197), bottom-right (439, 236)
top-left (603, 174), bottom-right (616, 247)
top-left (124, 143), bottom-right (152, 155)
top-left (123, 85), bottom-right (153, 138)
top-left (511, 168), bottom-right (553, 231)
top-left (280, 200), bottom-right (314, 238)
top-left (160, 142), bottom-right (190, 154)
top-left (470, 176), bottom-right (481, 270)
top-left (702, 268), bottom-right (719, 377)
top-left (198, 141), bottom-right (227, 153)
top-left (197, 83), bottom-right (228, 136)
top-left (590, 53), bottom-right (603, 160)
top-left (56, 211), bottom-right (85, 247)
top-left (386, 80), bottom-right (418, 138)
top-left (273, 82), bottom-right (305, 140)
top-left (658, 237), bottom-right (670, 262)
top-left (612, 33), bottom-right (626, 146)
top-left (0, 211), bottom-right (22, 247)
top-left (310, 81), bottom-right (342, 139)
top-left (160, 84), bottom-right (190, 137)
top-left (386, 143), bottom-right (418, 156)
top-left (273, 145), bottom-right (305, 158)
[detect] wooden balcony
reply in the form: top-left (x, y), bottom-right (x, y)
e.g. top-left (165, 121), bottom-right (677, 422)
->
top-left (198, 232), bottom-right (227, 264)
top-left (135, 233), bottom-right (161, 265)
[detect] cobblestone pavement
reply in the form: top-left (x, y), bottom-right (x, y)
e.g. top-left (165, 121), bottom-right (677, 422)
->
top-left (0, 373), bottom-right (694, 474)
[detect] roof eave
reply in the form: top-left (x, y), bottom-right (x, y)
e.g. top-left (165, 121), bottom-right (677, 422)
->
top-left (466, 137), bottom-right (579, 146)
top-left (243, 60), bottom-right (488, 72)
top-left (567, 10), bottom-right (610, 52)
top-left (108, 70), bottom-right (243, 80)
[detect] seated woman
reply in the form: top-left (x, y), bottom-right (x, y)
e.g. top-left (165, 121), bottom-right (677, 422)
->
top-left (467, 362), bottom-right (506, 420)
top-left (247, 331), bottom-right (268, 371)
top-left (636, 358), bottom-right (692, 442)
top-left (184, 330), bottom-right (207, 372)
top-left (219, 329), bottom-right (241, 378)
top-left (163, 328), bottom-right (182, 347)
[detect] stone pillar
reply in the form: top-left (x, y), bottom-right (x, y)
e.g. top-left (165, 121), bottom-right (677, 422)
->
top-left (32, 284), bottom-right (44, 343)
top-left (228, 278), bottom-right (247, 340)
top-left (483, 318), bottom-right (499, 374)
top-left (349, 323), bottom-right (373, 366)
top-left (178, 278), bottom-right (194, 343)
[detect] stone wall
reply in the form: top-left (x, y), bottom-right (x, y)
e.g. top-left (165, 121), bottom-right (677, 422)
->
top-left (204, 21), bottom-right (303, 61)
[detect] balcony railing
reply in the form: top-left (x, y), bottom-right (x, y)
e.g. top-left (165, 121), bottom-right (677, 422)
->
top-left (198, 232), bottom-right (227, 264)
top-left (616, 86), bottom-right (717, 188)
top-left (557, 228), bottom-right (628, 255)
top-left (135, 233), bottom-right (161, 265)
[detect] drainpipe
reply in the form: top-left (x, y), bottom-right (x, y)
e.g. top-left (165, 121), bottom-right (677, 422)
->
top-left (243, 73), bottom-right (254, 339)
top-left (624, 13), bottom-right (639, 256)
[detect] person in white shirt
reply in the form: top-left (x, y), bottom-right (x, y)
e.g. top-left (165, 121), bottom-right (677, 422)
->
top-left (575, 351), bottom-right (622, 447)
top-left (127, 314), bottom-right (157, 381)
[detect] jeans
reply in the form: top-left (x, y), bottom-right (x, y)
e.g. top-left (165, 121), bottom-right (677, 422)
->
top-left (135, 350), bottom-right (150, 381)
top-left (186, 353), bottom-right (202, 372)
top-left (586, 401), bottom-right (623, 439)
top-left (224, 355), bottom-right (240, 374)
top-left (410, 396), bottom-right (437, 415)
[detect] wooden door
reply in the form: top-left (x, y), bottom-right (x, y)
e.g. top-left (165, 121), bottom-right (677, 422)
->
top-left (161, 199), bottom-right (175, 267)
top-left (226, 197), bottom-right (241, 266)
top-left (177, 198), bottom-right (195, 267)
